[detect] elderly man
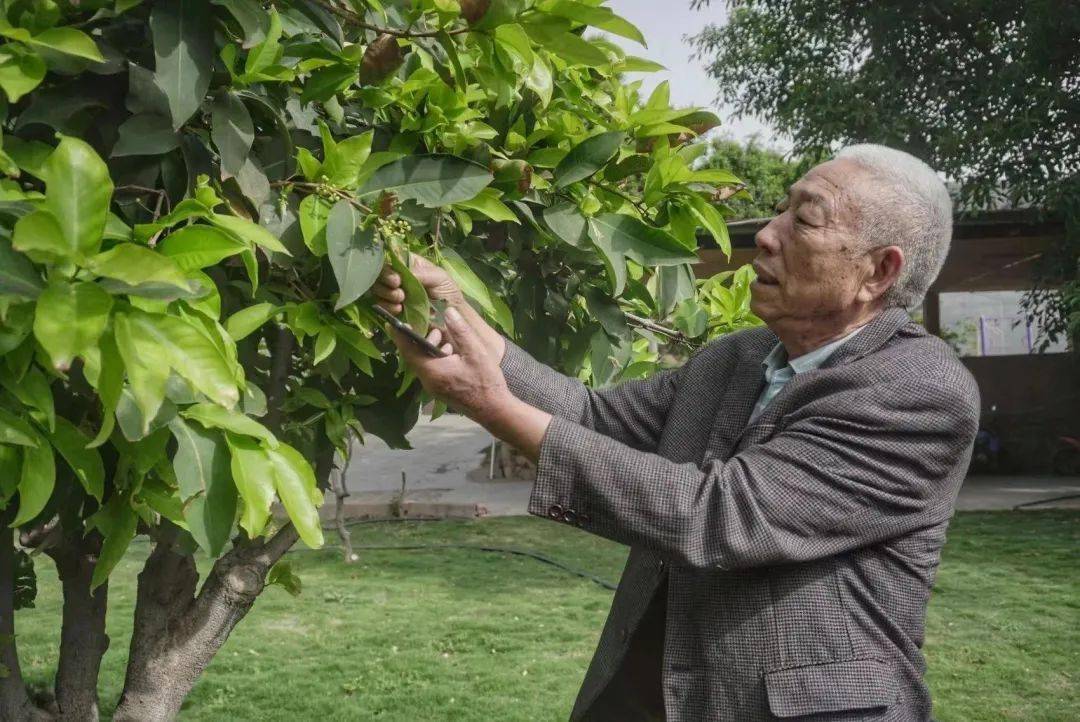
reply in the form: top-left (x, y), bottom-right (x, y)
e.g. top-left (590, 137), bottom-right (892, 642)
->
top-left (375, 144), bottom-right (980, 721)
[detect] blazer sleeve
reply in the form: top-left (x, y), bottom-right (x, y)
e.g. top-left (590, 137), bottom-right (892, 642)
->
top-left (528, 369), bottom-right (980, 569)
top-left (499, 338), bottom-right (682, 452)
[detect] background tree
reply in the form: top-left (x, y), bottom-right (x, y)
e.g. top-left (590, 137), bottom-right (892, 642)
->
top-left (694, 135), bottom-right (809, 219)
top-left (691, 0), bottom-right (1080, 346)
top-left (0, 0), bottom-right (751, 718)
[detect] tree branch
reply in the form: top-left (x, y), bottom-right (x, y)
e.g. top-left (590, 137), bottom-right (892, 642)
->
top-left (625, 312), bottom-right (696, 348)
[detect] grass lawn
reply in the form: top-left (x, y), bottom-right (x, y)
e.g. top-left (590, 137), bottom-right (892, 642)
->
top-left (15, 511), bottom-right (1078, 721)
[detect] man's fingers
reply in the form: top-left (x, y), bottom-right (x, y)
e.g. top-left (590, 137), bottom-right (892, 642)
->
top-left (439, 343), bottom-right (453, 355)
top-left (426, 328), bottom-right (443, 347)
top-left (442, 307), bottom-right (484, 359)
top-left (378, 267), bottom-right (401, 288)
top-left (373, 284), bottom-right (405, 304)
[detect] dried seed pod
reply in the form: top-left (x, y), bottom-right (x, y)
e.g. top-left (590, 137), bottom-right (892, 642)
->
top-left (378, 191), bottom-right (398, 218)
top-left (460, 0), bottom-right (491, 25)
top-left (358, 34), bottom-right (404, 85)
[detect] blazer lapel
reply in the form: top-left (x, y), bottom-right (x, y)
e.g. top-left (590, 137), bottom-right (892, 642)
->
top-left (703, 331), bottom-right (775, 461)
top-left (729, 307), bottom-right (913, 447)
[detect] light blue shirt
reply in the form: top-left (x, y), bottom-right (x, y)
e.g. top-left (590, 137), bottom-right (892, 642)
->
top-left (749, 325), bottom-right (867, 423)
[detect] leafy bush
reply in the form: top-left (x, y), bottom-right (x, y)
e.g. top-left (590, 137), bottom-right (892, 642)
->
top-left (0, 0), bottom-right (749, 717)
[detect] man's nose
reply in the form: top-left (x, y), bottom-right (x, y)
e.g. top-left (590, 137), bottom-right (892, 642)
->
top-left (754, 217), bottom-right (782, 254)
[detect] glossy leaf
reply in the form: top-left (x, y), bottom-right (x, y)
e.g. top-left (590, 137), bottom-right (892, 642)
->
top-left (33, 280), bottom-right (113, 371)
top-left (268, 442), bottom-right (324, 548)
top-left (48, 418), bottom-right (104, 502)
top-left (326, 199), bottom-right (384, 310)
top-left (11, 427), bottom-right (55, 527)
top-left (211, 92), bottom-right (254, 179)
top-left (357, 155), bottom-right (493, 208)
top-left (225, 303), bottom-right (281, 341)
top-left (41, 135), bottom-right (113, 257)
top-left (157, 225), bottom-right (248, 270)
top-left (0, 238), bottom-right (43, 298)
top-left (151, 0), bottom-right (215, 129)
top-left (112, 113), bottom-right (179, 157)
top-left (182, 402), bottom-right (278, 448)
top-left (209, 213), bottom-right (290, 255)
top-left (227, 433), bottom-right (276, 538)
top-left (168, 417), bottom-right (236, 556)
top-left (88, 244), bottom-right (194, 292)
top-left (88, 493), bottom-right (138, 590)
top-left (554, 132), bottom-right (624, 188)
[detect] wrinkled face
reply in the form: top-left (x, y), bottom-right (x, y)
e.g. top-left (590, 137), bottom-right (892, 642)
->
top-left (750, 159), bottom-right (879, 327)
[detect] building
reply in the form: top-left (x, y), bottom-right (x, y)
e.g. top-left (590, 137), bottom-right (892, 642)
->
top-left (695, 210), bottom-right (1079, 473)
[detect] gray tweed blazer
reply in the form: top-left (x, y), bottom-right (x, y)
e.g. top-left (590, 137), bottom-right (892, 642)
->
top-left (500, 307), bottom-right (980, 721)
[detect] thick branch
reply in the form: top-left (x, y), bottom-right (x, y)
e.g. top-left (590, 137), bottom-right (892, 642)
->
top-left (264, 325), bottom-right (294, 434)
top-left (113, 523), bottom-right (300, 721)
top-left (46, 531), bottom-right (109, 722)
top-left (625, 312), bottom-right (696, 348)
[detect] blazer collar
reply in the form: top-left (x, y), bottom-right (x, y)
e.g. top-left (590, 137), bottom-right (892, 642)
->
top-left (748, 306), bottom-right (912, 369)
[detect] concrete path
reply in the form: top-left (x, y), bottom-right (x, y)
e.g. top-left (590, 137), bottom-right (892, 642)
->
top-left (321, 414), bottom-right (1080, 519)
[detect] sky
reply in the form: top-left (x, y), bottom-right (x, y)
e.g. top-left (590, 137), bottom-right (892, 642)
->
top-left (603, 1), bottom-right (789, 151)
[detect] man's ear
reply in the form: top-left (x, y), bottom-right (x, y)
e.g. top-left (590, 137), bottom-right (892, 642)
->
top-left (857, 245), bottom-right (904, 303)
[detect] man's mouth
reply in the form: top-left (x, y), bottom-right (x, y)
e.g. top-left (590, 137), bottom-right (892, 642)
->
top-left (752, 263), bottom-right (780, 286)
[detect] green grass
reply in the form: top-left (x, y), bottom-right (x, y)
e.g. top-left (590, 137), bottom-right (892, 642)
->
top-left (15, 512), bottom-right (1078, 721)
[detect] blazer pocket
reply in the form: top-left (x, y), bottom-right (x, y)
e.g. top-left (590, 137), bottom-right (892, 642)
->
top-left (764, 658), bottom-right (896, 718)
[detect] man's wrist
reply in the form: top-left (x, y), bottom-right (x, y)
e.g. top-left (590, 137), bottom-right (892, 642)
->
top-left (478, 393), bottom-right (551, 462)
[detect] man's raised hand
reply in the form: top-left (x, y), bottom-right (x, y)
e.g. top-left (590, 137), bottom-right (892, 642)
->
top-left (373, 254), bottom-right (463, 316)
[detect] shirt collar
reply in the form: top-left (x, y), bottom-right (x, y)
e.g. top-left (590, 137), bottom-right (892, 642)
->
top-left (762, 324), bottom-right (869, 378)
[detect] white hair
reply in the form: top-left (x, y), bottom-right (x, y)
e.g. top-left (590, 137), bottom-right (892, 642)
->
top-left (834, 144), bottom-right (953, 309)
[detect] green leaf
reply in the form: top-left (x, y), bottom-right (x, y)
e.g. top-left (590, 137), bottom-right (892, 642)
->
top-left (589, 214), bottom-right (698, 266)
top-left (313, 328), bottom-right (336, 365)
top-left (438, 247), bottom-right (498, 321)
top-left (168, 417), bottom-right (237, 556)
top-left (386, 246), bottom-right (430, 337)
top-left (211, 92), bottom-right (254, 179)
top-left (88, 493), bottom-right (138, 590)
top-left (209, 213), bottom-right (290, 255)
top-left (27, 27), bottom-right (105, 62)
top-left (527, 23), bottom-right (609, 67)
top-left (298, 194), bottom-right (332, 255)
top-left (0, 408), bottom-right (39, 447)
top-left (0, 238), bottom-right (44, 298)
top-left (0, 366), bottom-right (54, 433)
top-left (124, 310), bottom-right (241, 410)
top-left (157, 225), bottom-right (248, 270)
top-left (226, 433), bottom-right (276, 538)
top-left (554, 132), bottom-right (624, 188)
top-left (48, 418), bottom-right (104, 502)
top-left (266, 560), bottom-right (302, 596)
top-left (243, 7), bottom-right (281, 73)
top-left (83, 331), bottom-right (124, 447)
top-left (454, 188), bottom-right (519, 223)
top-left (539, 1), bottom-right (646, 46)
top-left (87, 243), bottom-right (194, 292)
top-left (112, 113), bottom-right (179, 157)
top-left (12, 210), bottom-right (69, 262)
top-left (268, 443), bottom-right (323, 548)
top-left (685, 193), bottom-right (730, 255)
top-left (326, 199), bottom-right (384, 310)
top-left (41, 135), bottom-right (114, 257)
top-left (33, 280), bottom-right (113, 371)
top-left (182, 402), bottom-right (278, 448)
top-left (113, 312), bottom-right (171, 427)
top-left (151, 0), bottom-right (215, 129)
top-left (224, 303), bottom-right (281, 341)
top-left (11, 427), bottom-right (55, 527)
top-left (543, 203), bottom-right (589, 248)
top-left (357, 155), bottom-right (494, 208)
top-left (321, 131), bottom-right (374, 188)
top-left (0, 47), bottom-right (45, 102)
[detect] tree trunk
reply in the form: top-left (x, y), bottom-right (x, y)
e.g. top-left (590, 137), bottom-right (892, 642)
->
top-left (0, 526), bottom-right (42, 722)
top-left (47, 533), bottom-right (109, 722)
top-left (112, 525), bottom-right (299, 722)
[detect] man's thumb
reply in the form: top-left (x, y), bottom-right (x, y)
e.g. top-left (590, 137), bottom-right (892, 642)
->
top-left (443, 307), bottom-right (482, 358)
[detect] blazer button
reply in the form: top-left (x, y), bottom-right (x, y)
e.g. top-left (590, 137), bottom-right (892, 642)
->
top-left (658, 560), bottom-right (666, 571)
top-left (548, 504), bottom-right (564, 519)
top-left (561, 509), bottom-right (577, 524)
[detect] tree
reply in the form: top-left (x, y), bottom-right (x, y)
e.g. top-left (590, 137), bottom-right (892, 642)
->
top-left (694, 136), bottom-right (811, 220)
top-left (0, 1), bottom-right (751, 718)
top-left (691, 0), bottom-right (1080, 347)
